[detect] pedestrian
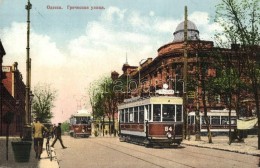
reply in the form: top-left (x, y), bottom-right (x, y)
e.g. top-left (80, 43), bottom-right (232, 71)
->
top-left (32, 117), bottom-right (48, 160)
top-left (49, 124), bottom-right (55, 138)
top-left (51, 123), bottom-right (67, 149)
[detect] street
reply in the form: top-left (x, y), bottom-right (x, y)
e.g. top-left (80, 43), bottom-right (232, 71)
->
top-left (54, 136), bottom-right (259, 168)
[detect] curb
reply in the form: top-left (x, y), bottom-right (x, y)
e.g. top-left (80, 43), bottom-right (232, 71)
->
top-left (182, 142), bottom-right (260, 157)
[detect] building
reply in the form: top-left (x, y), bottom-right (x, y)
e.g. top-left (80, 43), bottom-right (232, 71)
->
top-left (1, 63), bottom-right (26, 136)
top-left (0, 40), bottom-right (6, 136)
top-left (0, 41), bottom-right (26, 137)
top-left (114, 19), bottom-right (259, 118)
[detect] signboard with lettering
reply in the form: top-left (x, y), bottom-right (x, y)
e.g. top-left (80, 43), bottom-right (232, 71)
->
top-left (2, 67), bottom-right (11, 72)
top-left (156, 89), bottom-right (175, 95)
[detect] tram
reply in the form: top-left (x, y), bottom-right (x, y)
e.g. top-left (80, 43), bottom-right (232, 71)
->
top-left (188, 109), bottom-right (237, 135)
top-left (69, 109), bottom-right (92, 138)
top-left (118, 90), bottom-right (183, 147)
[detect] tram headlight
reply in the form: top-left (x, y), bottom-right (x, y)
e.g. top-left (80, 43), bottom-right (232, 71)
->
top-left (82, 129), bottom-right (85, 133)
top-left (166, 132), bottom-right (172, 139)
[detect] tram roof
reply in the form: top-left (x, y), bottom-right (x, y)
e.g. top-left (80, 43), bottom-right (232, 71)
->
top-left (71, 108), bottom-right (92, 117)
top-left (188, 109), bottom-right (236, 116)
top-left (118, 96), bottom-right (183, 109)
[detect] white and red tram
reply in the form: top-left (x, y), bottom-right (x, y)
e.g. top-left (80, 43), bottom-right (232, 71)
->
top-left (188, 109), bottom-right (237, 135)
top-left (118, 95), bottom-right (183, 147)
top-left (69, 110), bottom-right (92, 138)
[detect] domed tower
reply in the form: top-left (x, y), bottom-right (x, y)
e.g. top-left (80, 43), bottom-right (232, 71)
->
top-left (173, 20), bottom-right (200, 42)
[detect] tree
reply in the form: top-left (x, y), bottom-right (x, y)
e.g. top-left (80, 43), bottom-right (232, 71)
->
top-left (208, 51), bottom-right (246, 144)
top-left (88, 76), bottom-right (118, 136)
top-left (215, 0), bottom-right (260, 148)
top-left (61, 121), bottom-right (70, 134)
top-left (32, 83), bottom-right (57, 123)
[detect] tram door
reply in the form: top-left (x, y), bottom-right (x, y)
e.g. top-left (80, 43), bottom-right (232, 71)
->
top-left (144, 105), bottom-right (148, 133)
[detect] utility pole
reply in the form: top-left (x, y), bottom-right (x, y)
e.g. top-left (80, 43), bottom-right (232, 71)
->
top-left (23, 0), bottom-right (32, 141)
top-left (195, 51), bottom-right (201, 141)
top-left (183, 6), bottom-right (188, 139)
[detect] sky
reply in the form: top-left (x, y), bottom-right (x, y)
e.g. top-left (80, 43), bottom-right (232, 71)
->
top-left (0, 0), bottom-right (222, 124)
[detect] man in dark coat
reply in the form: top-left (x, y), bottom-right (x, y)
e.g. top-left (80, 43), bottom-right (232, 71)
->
top-left (51, 123), bottom-right (66, 149)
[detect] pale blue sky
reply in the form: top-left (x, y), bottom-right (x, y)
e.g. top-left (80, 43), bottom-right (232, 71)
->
top-left (0, 0), bottom-right (219, 47)
top-left (0, 0), bottom-right (222, 123)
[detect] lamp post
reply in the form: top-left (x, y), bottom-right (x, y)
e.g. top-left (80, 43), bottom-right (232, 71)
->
top-left (195, 52), bottom-right (201, 141)
top-left (22, 0), bottom-right (32, 141)
top-left (29, 91), bottom-right (34, 124)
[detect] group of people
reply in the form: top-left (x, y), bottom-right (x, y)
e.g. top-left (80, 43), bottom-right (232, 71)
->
top-left (32, 118), bottom-right (67, 160)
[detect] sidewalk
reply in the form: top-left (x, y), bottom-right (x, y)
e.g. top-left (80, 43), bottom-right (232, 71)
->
top-left (182, 135), bottom-right (260, 156)
top-left (0, 137), bottom-right (59, 168)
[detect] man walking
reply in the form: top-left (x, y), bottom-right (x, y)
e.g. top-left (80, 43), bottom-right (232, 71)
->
top-left (32, 118), bottom-right (48, 160)
top-left (51, 123), bottom-right (67, 149)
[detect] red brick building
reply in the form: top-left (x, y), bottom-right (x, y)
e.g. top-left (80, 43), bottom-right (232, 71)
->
top-left (114, 20), bottom-right (259, 117)
top-left (0, 40), bottom-right (26, 136)
top-left (2, 63), bottom-right (26, 136)
top-left (0, 40), bottom-right (6, 136)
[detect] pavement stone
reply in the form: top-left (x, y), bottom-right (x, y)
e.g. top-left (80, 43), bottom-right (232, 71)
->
top-left (182, 135), bottom-right (260, 156)
top-left (0, 137), bottom-right (59, 168)
top-left (1, 135), bottom-right (259, 168)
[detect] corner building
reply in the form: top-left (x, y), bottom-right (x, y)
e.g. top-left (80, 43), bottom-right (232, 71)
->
top-left (116, 19), bottom-right (259, 117)
top-left (1, 63), bottom-right (26, 136)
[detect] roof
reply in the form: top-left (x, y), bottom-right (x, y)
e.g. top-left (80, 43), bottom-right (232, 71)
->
top-left (0, 40), bottom-right (6, 56)
top-left (73, 109), bottom-right (92, 117)
top-left (173, 20), bottom-right (200, 41)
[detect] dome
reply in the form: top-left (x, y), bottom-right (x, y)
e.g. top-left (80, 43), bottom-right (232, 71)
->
top-left (173, 20), bottom-right (199, 41)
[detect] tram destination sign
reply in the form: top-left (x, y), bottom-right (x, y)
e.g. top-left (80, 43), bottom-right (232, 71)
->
top-left (156, 89), bottom-right (174, 95)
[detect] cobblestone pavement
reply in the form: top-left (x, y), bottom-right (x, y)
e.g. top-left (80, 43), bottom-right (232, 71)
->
top-left (0, 137), bottom-right (59, 168)
top-left (1, 135), bottom-right (259, 168)
top-left (182, 135), bottom-right (260, 156)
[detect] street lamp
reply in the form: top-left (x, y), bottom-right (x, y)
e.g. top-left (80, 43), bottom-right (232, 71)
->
top-left (22, 0), bottom-right (32, 141)
top-left (194, 33), bottom-right (201, 141)
top-left (29, 91), bottom-right (34, 124)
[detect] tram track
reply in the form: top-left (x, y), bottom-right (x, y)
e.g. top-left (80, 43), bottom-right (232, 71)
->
top-left (88, 138), bottom-right (195, 168)
top-left (90, 138), bottom-right (257, 168)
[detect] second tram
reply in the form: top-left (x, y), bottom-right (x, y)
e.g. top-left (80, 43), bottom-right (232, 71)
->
top-left (69, 110), bottom-right (92, 138)
top-left (188, 109), bottom-right (237, 135)
top-left (118, 95), bottom-right (183, 147)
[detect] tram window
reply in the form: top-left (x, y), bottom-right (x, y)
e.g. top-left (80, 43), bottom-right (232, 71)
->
top-left (145, 105), bottom-right (149, 121)
top-left (162, 104), bottom-right (175, 121)
top-left (231, 117), bottom-right (236, 124)
top-left (139, 106), bottom-right (144, 123)
top-left (211, 116), bottom-right (220, 125)
top-left (148, 105), bottom-right (152, 121)
top-left (221, 116), bottom-right (228, 125)
top-left (176, 105), bottom-right (182, 121)
top-left (153, 104), bottom-right (161, 121)
top-left (76, 118), bottom-right (80, 124)
top-left (129, 108), bottom-right (133, 122)
top-left (134, 107), bottom-right (138, 122)
top-left (120, 110), bottom-right (124, 122)
top-left (81, 118), bottom-right (87, 124)
top-left (125, 109), bottom-right (129, 123)
top-left (188, 115), bottom-right (195, 124)
top-left (201, 116), bottom-right (206, 125)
